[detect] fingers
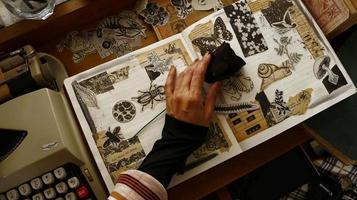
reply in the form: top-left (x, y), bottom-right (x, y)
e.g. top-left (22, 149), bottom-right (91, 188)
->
top-left (199, 52), bottom-right (212, 74)
top-left (204, 82), bottom-right (222, 118)
top-left (181, 68), bottom-right (194, 91)
top-left (190, 53), bottom-right (211, 95)
top-left (165, 66), bottom-right (176, 98)
top-left (165, 66), bottom-right (176, 115)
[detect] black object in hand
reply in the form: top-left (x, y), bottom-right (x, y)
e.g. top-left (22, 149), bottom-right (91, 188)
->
top-left (205, 42), bottom-right (246, 83)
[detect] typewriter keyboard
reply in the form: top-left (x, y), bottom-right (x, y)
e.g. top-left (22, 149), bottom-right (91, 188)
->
top-left (0, 163), bottom-right (96, 200)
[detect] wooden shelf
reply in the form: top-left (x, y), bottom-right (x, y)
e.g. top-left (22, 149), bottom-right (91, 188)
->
top-left (168, 125), bottom-right (311, 200)
top-left (0, 0), bottom-right (136, 51)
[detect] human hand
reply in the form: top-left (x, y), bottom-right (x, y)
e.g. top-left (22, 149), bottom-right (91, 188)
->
top-left (164, 53), bottom-right (221, 127)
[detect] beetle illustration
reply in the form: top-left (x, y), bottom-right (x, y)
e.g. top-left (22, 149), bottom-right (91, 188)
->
top-left (103, 127), bottom-right (124, 148)
top-left (132, 83), bottom-right (165, 111)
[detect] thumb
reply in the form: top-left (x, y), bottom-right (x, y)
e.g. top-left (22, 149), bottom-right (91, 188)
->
top-left (204, 82), bottom-right (222, 118)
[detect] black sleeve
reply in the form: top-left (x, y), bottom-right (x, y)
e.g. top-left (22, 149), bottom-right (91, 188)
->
top-left (138, 114), bottom-right (209, 187)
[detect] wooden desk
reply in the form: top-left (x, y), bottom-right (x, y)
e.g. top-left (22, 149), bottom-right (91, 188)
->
top-left (0, 0), bottom-right (311, 199)
top-left (168, 125), bottom-right (311, 200)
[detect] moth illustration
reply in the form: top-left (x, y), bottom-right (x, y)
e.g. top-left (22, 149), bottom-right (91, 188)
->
top-left (271, 10), bottom-right (296, 34)
top-left (171, 0), bottom-right (193, 19)
top-left (223, 72), bottom-right (254, 101)
top-left (192, 17), bottom-right (233, 55)
top-left (103, 127), bottom-right (125, 148)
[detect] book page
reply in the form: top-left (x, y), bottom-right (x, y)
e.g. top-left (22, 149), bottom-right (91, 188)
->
top-left (64, 33), bottom-right (243, 190)
top-left (181, 0), bottom-right (356, 151)
top-left (237, 0), bottom-right (356, 151)
top-left (65, 35), bottom-right (189, 190)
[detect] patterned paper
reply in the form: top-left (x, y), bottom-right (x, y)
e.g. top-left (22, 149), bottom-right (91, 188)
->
top-left (224, 0), bottom-right (268, 57)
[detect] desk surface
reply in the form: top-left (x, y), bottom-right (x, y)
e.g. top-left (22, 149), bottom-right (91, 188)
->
top-left (36, 3), bottom-right (312, 199)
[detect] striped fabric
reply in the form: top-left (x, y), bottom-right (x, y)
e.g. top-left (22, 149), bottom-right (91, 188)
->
top-left (108, 170), bottom-right (167, 200)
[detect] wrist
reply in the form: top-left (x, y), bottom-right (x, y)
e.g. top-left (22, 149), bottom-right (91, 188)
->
top-left (166, 113), bottom-right (210, 128)
top-left (164, 115), bottom-right (209, 137)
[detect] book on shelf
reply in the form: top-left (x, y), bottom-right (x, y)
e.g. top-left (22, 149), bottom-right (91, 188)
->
top-left (302, 0), bottom-right (357, 38)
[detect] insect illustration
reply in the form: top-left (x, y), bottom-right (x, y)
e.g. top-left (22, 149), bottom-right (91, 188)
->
top-left (103, 127), bottom-right (125, 148)
top-left (192, 17), bottom-right (233, 55)
top-left (222, 72), bottom-right (254, 101)
top-left (271, 10), bottom-right (296, 34)
top-left (146, 52), bottom-right (173, 74)
top-left (132, 83), bottom-right (165, 111)
top-left (97, 11), bottom-right (146, 39)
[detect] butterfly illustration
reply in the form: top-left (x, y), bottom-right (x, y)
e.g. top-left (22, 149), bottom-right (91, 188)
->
top-left (192, 17), bottom-right (233, 55)
top-left (271, 10), bottom-right (296, 34)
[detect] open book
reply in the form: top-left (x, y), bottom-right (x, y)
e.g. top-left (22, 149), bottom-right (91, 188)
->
top-left (64, 0), bottom-right (356, 190)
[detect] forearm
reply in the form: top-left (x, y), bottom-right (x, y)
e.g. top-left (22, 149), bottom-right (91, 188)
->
top-left (138, 114), bottom-right (209, 187)
top-left (108, 115), bottom-right (209, 200)
top-left (108, 53), bottom-right (217, 200)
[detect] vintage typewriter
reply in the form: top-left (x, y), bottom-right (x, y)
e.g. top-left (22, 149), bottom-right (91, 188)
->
top-left (0, 46), bottom-right (108, 199)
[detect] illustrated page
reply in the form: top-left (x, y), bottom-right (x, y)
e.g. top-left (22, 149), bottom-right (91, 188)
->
top-left (181, 0), bottom-right (356, 151)
top-left (65, 34), bottom-right (243, 190)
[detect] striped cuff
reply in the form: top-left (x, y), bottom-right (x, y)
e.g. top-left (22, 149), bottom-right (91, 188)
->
top-left (108, 170), bottom-right (167, 200)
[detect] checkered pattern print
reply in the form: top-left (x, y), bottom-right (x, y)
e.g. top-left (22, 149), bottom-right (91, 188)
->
top-left (281, 157), bottom-right (357, 200)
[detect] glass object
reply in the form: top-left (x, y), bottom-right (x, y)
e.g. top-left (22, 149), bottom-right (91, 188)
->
top-left (1, 0), bottom-right (55, 20)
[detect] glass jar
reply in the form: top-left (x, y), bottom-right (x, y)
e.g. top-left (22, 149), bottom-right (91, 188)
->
top-left (1, 0), bottom-right (55, 20)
